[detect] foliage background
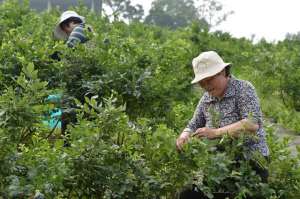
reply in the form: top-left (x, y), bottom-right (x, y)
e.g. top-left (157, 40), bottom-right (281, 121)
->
top-left (0, 0), bottom-right (300, 198)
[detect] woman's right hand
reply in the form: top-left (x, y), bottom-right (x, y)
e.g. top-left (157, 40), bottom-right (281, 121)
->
top-left (176, 131), bottom-right (190, 152)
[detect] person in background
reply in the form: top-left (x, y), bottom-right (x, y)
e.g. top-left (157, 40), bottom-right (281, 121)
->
top-left (176, 51), bottom-right (269, 199)
top-left (48, 11), bottom-right (93, 145)
top-left (50, 10), bottom-right (93, 60)
top-left (53, 10), bottom-right (91, 48)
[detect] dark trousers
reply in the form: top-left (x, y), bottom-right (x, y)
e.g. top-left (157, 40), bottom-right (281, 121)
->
top-left (179, 188), bottom-right (233, 199)
top-left (179, 158), bottom-right (269, 199)
top-left (61, 110), bottom-right (77, 147)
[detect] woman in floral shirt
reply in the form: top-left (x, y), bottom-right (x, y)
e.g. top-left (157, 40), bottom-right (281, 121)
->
top-left (176, 51), bottom-right (269, 155)
top-left (176, 51), bottom-right (269, 199)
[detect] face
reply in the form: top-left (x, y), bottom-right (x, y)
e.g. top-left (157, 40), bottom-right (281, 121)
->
top-left (198, 70), bottom-right (229, 98)
top-left (61, 22), bottom-right (76, 35)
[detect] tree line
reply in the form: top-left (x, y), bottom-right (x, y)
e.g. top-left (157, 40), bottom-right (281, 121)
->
top-left (0, 0), bottom-right (232, 29)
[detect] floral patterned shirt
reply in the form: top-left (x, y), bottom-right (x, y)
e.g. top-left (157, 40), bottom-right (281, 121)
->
top-left (184, 76), bottom-right (269, 156)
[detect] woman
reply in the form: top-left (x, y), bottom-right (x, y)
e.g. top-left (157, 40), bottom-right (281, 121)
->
top-left (52, 11), bottom-right (93, 145)
top-left (53, 10), bottom-right (91, 48)
top-left (176, 51), bottom-right (269, 198)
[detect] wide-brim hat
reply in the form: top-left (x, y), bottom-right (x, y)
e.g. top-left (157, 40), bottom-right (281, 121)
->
top-left (53, 10), bottom-right (85, 40)
top-left (191, 51), bottom-right (231, 84)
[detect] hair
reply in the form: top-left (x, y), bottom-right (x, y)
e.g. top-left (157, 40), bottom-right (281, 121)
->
top-left (225, 65), bottom-right (231, 77)
top-left (60, 17), bottom-right (83, 29)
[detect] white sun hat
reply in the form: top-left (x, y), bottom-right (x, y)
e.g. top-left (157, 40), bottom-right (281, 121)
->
top-left (53, 10), bottom-right (85, 40)
top-left (191, 51), bottom-right (231, 84)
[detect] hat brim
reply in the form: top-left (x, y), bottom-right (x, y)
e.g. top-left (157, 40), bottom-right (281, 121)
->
top-left (53, 15), bottom-right (85, 40)
top-left (191, 63), bottom-right (231, 84)
top-left (54, 25), bottom-right (68, 40)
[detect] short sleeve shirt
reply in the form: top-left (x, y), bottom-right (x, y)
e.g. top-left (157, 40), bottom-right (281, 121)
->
top-left (184, 76), bottom-right (269, 156)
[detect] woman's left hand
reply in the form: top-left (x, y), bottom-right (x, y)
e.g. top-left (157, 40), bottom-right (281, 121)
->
top-left (192, 127), bottom-right (220, 139)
